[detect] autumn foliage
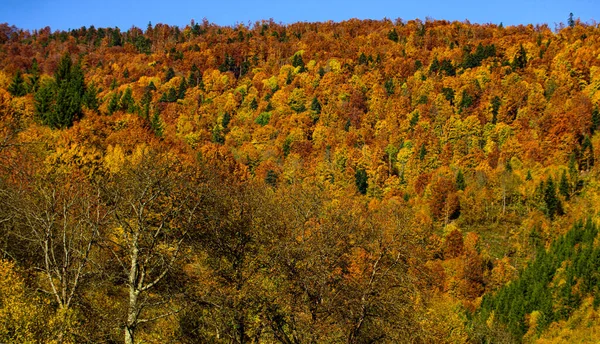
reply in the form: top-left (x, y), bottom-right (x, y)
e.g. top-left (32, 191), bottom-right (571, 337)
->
top-left (1, 16), bottom-right (600, 342)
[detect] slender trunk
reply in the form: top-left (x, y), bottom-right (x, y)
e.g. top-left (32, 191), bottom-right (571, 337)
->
top-left (125, 232), bottom-right (140, 344)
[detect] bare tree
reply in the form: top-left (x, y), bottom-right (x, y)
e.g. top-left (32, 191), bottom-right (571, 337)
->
top-left (102, 152), bottom-right (199, 344)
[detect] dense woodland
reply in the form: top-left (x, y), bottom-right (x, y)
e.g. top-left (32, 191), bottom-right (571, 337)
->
top-left (1, 15), bottom-right (600, 343)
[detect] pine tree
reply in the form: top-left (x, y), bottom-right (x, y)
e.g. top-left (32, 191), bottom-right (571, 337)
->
top-left (120, 87), bottom-right (136, 113)
top-left (544, 177), bottom-right (562, 219)
top-left (34, 81), bottom-right (55, 124)
top-left (559, 170), bottom-right (570, 200)
top-left (28, 58), bottom-right (40, 93)
top-left (177, 78), bottom-right (187, 100)
top-left (36, 53), bottom-right (86, 128)
top-left (83, 82), bottom-right (100, 112)
top-left (107, 91), bottom-right (121, 115)
top-left (387, 28), bottom-right (399, 42)
top-left (491, 96), bottom-right (501, 124)
top-left (310, 97), bottom-right (321, 114)
top-left (164, 67), bottom-right (175, 82)
top-left (355, 167), bottom-right (368, 195)
top-left (456, 170), bottom-right (466, 191)
top-left (7, 70), bottom-right (27, 97)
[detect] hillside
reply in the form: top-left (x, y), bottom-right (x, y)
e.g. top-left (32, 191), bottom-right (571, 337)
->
top-left (1, 17), bottom-right (600, 342)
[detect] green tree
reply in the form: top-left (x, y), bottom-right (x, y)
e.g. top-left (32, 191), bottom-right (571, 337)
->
top-left (355, 167), bottom-right (368, 195)
top-left (388, 28), bottom-right (399, 42)
top-left (28, 59), bottom-right (40, 93)
top-left (7, 70), bottom-right (27, 97)
top-left (83, 82), bottom-right (100, 112)
top-left (456, 170), bottom-right (466, 191)
top-left (310, 96), bottom-right (321, 114)
top-left (512, 44), bottom-right (527, 69)
top-left (559, 170), bottom-right (570, 200)
top-left (39, 53), bottom-right (86, 128)
top-left (34, 81), bottom-right (55, 123)
top-left (544, 177), bottom-right (562, 219)
top-left (164, 67), bottom-right (175, 82)
top-left (120, 87), bottom-right (136, 113)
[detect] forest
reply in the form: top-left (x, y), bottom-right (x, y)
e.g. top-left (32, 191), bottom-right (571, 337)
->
top-left (1, 15), bottom-right (600, 343)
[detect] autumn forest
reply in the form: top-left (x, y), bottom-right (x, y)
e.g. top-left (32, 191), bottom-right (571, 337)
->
top-left (1, 16), bottom-right (600, 343)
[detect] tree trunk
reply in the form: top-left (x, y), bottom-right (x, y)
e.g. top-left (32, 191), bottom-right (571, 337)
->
top-left (125, 232), bottom-right (140, 344)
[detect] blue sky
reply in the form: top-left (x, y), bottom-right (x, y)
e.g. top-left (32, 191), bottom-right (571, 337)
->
top-left (2, 0), bottom-right (598, 31)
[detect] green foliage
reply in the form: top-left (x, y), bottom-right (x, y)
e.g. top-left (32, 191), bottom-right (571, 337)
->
top-left (512, 44), bottom-right (528, 69)
top-left (354, 167), bottom-right (368, 194)
top-left (292, 53), bottom-right (305, 71)
top-left (559, 170), bottom-right (570, 200)
top-left (119, 87), bottom-right (136, 113)
top-left (8, 70), bottom-right (27, 97)
top-left (255, 112), bottom-right (272, 126)
top-left (150, 108), bottom-right (164, 137)
top-left (164, 67), bottom-right (175, 82)
top-left (568, 12), bottom-right (575, 28)
top-left (461, 43), bottom-right (496, 69)
top-left (491, 96), bottom-right (501, 124)
top-left (83, 82), bottom-right (100, 112)
top-left (107, 91), bottom-right (121, 115)
top-left (419, 143), bottom-right (427, 161)
top-left (475, 220), bottom-right (600, 341)
top-left (388, 28), bottom-right (399, 42)
top-left (456, 170), bottom-right (466, 191)
top-left (544, 176), bottom-right (563, 220)
top-left (35, 53), bottom-right (86, 128)
top-left (384, 78), bottom-right (395, 96)
top-left (441, 87), bottom-right (455, 105)
top-left (310, 96), bottom-right (321, 114)
top-left (28, 59), bottom-right (40, 93)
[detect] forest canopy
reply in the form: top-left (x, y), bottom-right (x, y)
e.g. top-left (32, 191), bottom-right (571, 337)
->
top-left (1, 16), bottom-right (600, 342)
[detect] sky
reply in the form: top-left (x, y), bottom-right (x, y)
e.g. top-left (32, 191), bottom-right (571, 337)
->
top-left (1, 0), bottom-right (599, 31)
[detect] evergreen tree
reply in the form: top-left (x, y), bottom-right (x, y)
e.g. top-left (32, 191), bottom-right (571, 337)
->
top-left (150, 108), bottom-right (164, 137)
top-left (177, 78), bottom-right (187, 100)
top-left (456, 170), bottom-right (466, 191)
top-left (559, 170), bottom-right (570, 200)
top-left (119, 87), bottom-right (136, 113)
top-left (107, 91), bottom-right (121, 115)
top-left (419, 143), bottom-right (427, 161)
top-left (83, 82), bottom-right (100, 112)
top-left (384, 78), bottom-right (395, 96)
top-left (387, 28), bottom-right (399, 42)
top-left (164, 67), bottom-right (175, 82)
top-left (512, 44), bottom-right (528, 69)
top-left (249, 97), bottom-right (258, 110)
top-left (544, 177), bottom-right (562, 219)
top-left (491, 96), bottom-right (501, 124)
top-left (8, 70), bottom-right (27, 97)
top-left (34, 81), bottom-right (55, 123)
top-left (568, 13), bottom-right (575, 28)
top-left (28, 59), bottom-right (40, 93)
top-left (36, 53), bottom-right (86, 128)
top-left (355, 167), bottom-right (368, 195)
top-left (310, 97), bottom-right (321, 114)
top-left (358, 52), bottom-right (368, 65)
top-left (292, 53), bottom-right (305, 71)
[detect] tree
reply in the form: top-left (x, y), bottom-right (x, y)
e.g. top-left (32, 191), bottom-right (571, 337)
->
top-left (456, 170), bottom-right (466, 191)
top-left (7, 70), bottom-right (26, 97)
top-left (568, 13), bottom-right (575, 28)
top-left (544, 177), bottom-right (562, 219)
top-left (355, 167), bottom-right (368, 195)
top-left (28, 59), bottom-right (40, 93)
top-left (164, 67), bottom-right (175, 82)
top-left (388, 28), bottom-right (399, 42)
top-left (35, 53), bottom-right (86, 129)
top-left (103, 152), bottom-right (199, 344)
top-left (512, 44), bottom-right (527, 70)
